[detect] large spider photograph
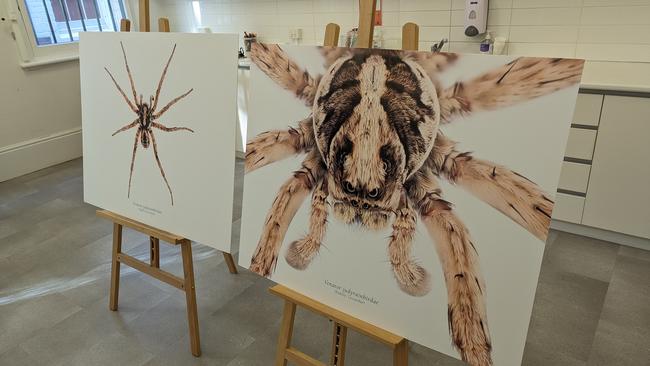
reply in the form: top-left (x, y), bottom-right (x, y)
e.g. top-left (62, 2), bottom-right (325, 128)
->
top-left (241, 43), bottom-right (583, 366)
top-left (105, 42), bottom-right (194, 205)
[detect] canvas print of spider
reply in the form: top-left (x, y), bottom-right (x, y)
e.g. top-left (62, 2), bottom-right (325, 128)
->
top-left (240, 44), bottom-right (584, 366)
top-left (105, 42), bottom-right (194, 205)
top-left (81, 32), bottom-right (239, 252)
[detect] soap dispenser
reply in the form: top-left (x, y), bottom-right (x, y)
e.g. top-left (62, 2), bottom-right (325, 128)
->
top-left (464, 0), bottom-right (488, 37)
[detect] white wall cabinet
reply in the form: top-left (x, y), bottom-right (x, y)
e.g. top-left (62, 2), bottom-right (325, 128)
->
top-left (581, 96), bottom-right (650, 239)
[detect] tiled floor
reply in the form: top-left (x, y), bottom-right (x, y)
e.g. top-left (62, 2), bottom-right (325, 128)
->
top-left (0, 159), bottom-right (648, 366)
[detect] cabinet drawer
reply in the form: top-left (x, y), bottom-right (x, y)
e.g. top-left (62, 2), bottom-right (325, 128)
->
top-left (558, 161), bottom-right (591, 193)
top-left (565, 128), bottom-right (597, 160)
top-left (552, 193), bottom-right (585, 224)
top-left (572, 93), bottom-right (603, 127)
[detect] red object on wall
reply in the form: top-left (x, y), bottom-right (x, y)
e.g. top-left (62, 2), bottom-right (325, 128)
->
top-left (374, 0), bottom-right (382, 26)
top-left (50, 0), bottom-right (98, 22)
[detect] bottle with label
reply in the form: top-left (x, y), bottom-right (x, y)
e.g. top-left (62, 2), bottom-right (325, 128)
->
top-left (479, 31), bottom-right (493, 54)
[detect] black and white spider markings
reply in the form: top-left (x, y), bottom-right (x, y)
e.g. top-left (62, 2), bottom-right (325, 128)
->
top-left (244, 44), bottom-right (583, 365)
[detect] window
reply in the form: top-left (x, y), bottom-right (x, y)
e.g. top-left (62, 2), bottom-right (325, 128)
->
top-left (22, 0), bottom-right (127, 45)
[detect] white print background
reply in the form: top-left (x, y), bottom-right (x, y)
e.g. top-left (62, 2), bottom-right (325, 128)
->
top-left (81, 32), bottom-right (238, 252)
top-left (239, 45), bottom-right (581, 365)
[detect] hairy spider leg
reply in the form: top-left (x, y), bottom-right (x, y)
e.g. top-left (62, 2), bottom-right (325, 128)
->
top-left (153, 89), bottom-right (194, 119)
top-left (112, 119), bottom-right (139, 136)
top-left (152, 44), bottom-right (177, 112)
top-left (388, 189), bottom-right (430, 297)
top-left (430, 133), bottom-right (553, 241)
top-left (151, 122), bottom-right (194, 133)
top-left (104, 67), bottom-right (138, 113)
top-left (410, 169), bottom-right (492, 366)
top-left (250, 150), bottom-right (325, 276)
top-left (127, 129), bottom-right (141, 199)
top-left (284, 179), bottom-right (330, 270)
top-left (119, 41), bottom-right (138, 105)
top-left (149, 130), bottom-right (175, 205)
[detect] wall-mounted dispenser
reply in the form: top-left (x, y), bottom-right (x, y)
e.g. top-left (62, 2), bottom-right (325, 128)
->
top-left (464, 0), bottom-right (488, 37)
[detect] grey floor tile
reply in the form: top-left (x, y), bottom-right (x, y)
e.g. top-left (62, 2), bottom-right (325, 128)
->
top-left (543, 231), bottom-right (619, 282)
top-left (0, 345), bottom-right (46, 366)
top-left (526, 269), bottom-right (609, 362)
top-left (66, 332), bottom-right (154, 366)
top-left (521, 340), bottom-right (586, 366)
top-left (587, 319), bottom-right (650, 366)
top-left (0, 293), bottom-right (82, 354)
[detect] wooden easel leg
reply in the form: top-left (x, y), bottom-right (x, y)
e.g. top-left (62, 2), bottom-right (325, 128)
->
top-left (330, 322), bottom-right (348, 366)
top-left (275, 301), bottom-right (297, 366)
top-left (150, 237), bottom-right (160, 268)
top-left (109, 223), bottom-right (123, 311)
top-left (393, 340), bottom-right (409, 366)
top-left (181, 241), bottom-right (201, 357)
top-left (222, 252), bottom-right (238, 274)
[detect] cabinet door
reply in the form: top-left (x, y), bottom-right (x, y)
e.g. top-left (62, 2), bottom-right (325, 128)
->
top-left (582, 96), bottom-right (650, 238)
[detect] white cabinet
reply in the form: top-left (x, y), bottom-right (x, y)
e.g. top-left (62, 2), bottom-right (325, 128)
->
top-left (572, 93), bottom-right (603, 127)
top-left (564, 128), bottom-right (598, 161)
top-left (552, 193), bottom-right (585, 224)
top-left (582, 96), bottom-right (650, 239)
top-left (558, 161), bottom-right (591, 193)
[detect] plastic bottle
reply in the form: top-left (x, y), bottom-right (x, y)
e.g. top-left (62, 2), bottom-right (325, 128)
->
top-left (479, 31), bottom-right (493, 54)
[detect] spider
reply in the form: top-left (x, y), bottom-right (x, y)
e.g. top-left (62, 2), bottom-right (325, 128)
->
top-left (245, 43), bottom-right (583, 366)
top-left (105, 42), bottom-right (194, 205)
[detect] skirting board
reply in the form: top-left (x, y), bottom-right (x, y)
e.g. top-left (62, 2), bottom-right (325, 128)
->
top-left (551, 219), bottom-right (650, 251)
top-left (0, 127), bottom-right (82, 182)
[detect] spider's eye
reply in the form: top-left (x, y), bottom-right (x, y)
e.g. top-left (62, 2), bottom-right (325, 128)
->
top-left (367, 188), bottom-right (380, 199)
top-left (344, 181), bottom-right (356, 194)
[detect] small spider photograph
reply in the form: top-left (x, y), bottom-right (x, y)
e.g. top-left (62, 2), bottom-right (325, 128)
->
top-left (80, 32), bottom-right (239, 252)
top-left (239, 44), bottom-right (584, 366)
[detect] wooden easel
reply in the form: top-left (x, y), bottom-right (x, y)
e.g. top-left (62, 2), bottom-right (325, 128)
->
top-left (100, 1), bottom-right (238, 357)
top-left (271, 1), bottom-right (419, 365)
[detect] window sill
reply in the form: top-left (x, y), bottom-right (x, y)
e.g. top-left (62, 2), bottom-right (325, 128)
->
top-left (20, 54), bottom-right (79, 69)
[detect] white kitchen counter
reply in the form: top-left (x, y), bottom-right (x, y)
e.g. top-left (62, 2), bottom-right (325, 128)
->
top-left (581, 61), bottom-right (650, 94)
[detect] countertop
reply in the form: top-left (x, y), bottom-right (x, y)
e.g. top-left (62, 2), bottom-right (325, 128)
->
top-left (239, 57), bottom-right (650, 94)
top-left (580, 61), bottom-right (650, 94)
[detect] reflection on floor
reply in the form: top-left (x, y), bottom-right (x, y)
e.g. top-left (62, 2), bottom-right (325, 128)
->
top-left (1, 159), bottom-right (648, 366)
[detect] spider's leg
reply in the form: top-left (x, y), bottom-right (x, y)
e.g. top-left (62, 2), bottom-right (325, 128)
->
top-left (285, 179), bottom-right (329, 270)
top-left (151, 122), bottom-right (194, 133)
top-left (153, 89), bottom-right (193, 119)
top-left (112, 119), bottom-right (139, 136)
top-left (250, 150), bottom-right (325, 277)
top-left (104, 68), bottom-right (138, 113)
top-left (250, 43), bottom-right (319, 107)
top-left (439, 57), bottom-right (584, 123)
top-left (149, 130), bottom-right (175, 205)
top-left (152, 44), bottom-right (177, 112)
top-left (246, 117), bottom-right (314, 173)
top-left (127, 129), bottom-right (141, 199)
top-left (406, 51), bottom-right (459, 79)
top-left (430, 133), bottom-right (553, 241)
top-left (408, 169), bottom-right (492, 366)
top-left (119, 41), bottom-right (138, 105)
top-left (387, 190), bottom-right (430, 297)
top-left (320, 47), bottom-right (352, 68)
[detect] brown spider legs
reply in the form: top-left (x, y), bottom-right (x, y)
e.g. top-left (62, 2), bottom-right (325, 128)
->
top-left (285, 179), bottom-right (329, 270)
top-left (249, 150), bottom-right (325, 276)
top-left (409, 169), bottom-right (492, 366)
top-left (431, 133), bottom-right (553, 241)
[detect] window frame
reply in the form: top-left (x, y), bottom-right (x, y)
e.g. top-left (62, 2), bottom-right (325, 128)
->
top-left (6, 0), bottom-right (131, 68)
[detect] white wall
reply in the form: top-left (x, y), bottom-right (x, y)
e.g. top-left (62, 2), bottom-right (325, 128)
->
top-left (0, 5), bottom-right (82, 182)
top-left (175, 0), bottom-right (650, 62)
